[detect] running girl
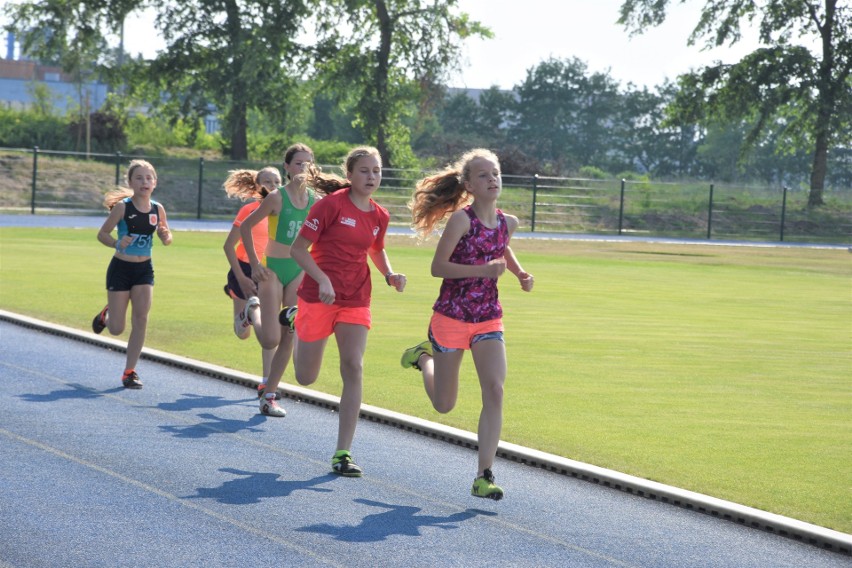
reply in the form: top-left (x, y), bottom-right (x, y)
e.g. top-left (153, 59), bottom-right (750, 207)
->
top-left (284, 146), bottom-right (406, 477)
top-left (240, 144), bottom-right (316, 417)
top-left (222, 167), bottom-right (281, 389)
top-left (91, 159), bottom-right (173, 389)
top-left (401, 148), bottom-right (534, 500)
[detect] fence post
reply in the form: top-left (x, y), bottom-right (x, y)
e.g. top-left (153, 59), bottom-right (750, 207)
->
top-left (30, 146), bottom-right (38, 214)
top-left (707, 183), bottom-right (714, 240)
top-left (617, 179), bottom-right (626, 235)
top-left (197, 157), bottom-right (204, 219)
top-left (780, 186), bottom-right (788, 242)
top-left (531, 174), bottom-right (539, 233)
top-left (114, 152), bottom-right (122, 186)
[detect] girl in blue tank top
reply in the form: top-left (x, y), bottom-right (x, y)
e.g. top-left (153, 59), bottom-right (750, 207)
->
top-left (91, 159), bottom-right (173, 390)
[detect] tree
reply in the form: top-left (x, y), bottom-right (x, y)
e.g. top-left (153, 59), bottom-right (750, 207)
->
top-left (615, 82), bottom-right (702, 178)
top-left (510, 57), bottom-right (621, 174)
top-left (310, 0), bottom-right (490, 167)
top-left (619, 0), bottom-right (852, 206)
top-left (144, 0), bottom-right (310, 160)
top-left (2, 0), bottom-right (134, 151)
top-left (4, 0), bottom-right (312, 161)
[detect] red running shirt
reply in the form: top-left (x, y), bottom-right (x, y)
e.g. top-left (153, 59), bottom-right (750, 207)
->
top-left (297, 188), bottom-right (389, 307)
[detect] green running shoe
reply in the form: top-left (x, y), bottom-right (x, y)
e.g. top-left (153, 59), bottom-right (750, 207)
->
top-left (331, 450), bottom-right (363, 477)
top-left (400, 340), bottom-right (432, 370)
top-left (471, 468), bottom-right (503, 501)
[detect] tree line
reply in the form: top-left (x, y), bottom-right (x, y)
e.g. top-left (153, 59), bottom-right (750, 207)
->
top-left (3, 1), bottom-right (850, 207)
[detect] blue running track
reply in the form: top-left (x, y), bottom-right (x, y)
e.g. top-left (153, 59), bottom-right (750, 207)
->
top-left (0, 319), bottom-right (848, 568)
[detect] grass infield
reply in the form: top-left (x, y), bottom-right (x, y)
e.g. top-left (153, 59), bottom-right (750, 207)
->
top-left (1, 227), bottom-right (850, 533)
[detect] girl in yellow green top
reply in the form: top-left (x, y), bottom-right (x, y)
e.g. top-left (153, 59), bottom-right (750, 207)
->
top-left (240, 143), bottom-right (317, 417)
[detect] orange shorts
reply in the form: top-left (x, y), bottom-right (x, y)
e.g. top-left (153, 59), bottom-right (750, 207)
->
top-left (428, 311), bottom-right (504, 351)
top-left (295, 298), bottom-right (372, 342)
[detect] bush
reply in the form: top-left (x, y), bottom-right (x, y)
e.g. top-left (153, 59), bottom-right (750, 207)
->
top-left (0, 107), bottom-right (74, 150)
top-left (67, 110), bottom-right (127, 153)
top-left (578, 165), bottom-right (609, 179)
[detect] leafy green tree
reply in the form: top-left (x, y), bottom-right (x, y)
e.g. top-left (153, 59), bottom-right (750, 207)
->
top-left (309, 0), bottom-right (490, 167)
top-left (144, 0), bottom-right (310, 160)
top-left (4, 0), bottom-right (312, 160)
top-left (431, 88), bottom-right (510, 137)
top-left (615, 82), bottom-right (701, 178)
top-left (2, 0), bottom-right (133, 151)
top-left (510, 57), bottom-right (621, 173)
top-left (619, 0), bottom-right (852, 206)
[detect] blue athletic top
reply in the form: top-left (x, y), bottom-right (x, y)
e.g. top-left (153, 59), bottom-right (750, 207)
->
top-left (117, 198), bottom-right (160, 257)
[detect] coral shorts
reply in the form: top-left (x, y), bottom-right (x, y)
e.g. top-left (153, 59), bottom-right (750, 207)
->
top-left (295, 298), bottom-right (372, 342)
top-left (428, 311), bottom-right (504, 351)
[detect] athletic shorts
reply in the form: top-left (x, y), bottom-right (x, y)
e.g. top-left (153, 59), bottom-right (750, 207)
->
top-left (428, 311), bottom-right (504, 352)
top-left (106, 256), bottom-right (154, 291)
top-left (266, 257), bottom-right (302, 288)
top-left (295, 298), bottom-right (371, 342)
top-left (226, 260), bottom-right (253, 300)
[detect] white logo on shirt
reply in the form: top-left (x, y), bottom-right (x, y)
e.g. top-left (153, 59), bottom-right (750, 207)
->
top-left (373, 226), bottom-right (379, 236)
top-left (341, 216), bottom-right (356, 227)
top-left (305, 217), bottom-right (319, 231)
top-left (128, 214), bottom-right (137, 219)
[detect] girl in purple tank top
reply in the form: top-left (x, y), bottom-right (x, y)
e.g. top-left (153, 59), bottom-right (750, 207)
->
top-left (402, 149), bottom-right (535, 500)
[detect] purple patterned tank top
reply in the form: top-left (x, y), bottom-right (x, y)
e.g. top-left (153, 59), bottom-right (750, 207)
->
top-left (432, 206), bottom-right (508, 323)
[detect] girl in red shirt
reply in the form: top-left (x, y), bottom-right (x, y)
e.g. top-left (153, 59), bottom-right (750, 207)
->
top-left (286, 146), bottom-right (406, 477)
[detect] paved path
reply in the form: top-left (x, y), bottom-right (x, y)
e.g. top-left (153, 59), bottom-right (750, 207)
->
top-left (0, 320), bottom-right (847, 568)
top-left (1, 213), bottom-right (848, 249)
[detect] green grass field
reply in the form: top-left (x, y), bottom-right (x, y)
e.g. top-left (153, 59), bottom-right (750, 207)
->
top-left (1, 227), bottom-right (850, 533)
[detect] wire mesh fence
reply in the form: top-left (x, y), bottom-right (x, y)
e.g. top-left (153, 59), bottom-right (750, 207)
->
top-left (1, 147), bottom-right (850, 244)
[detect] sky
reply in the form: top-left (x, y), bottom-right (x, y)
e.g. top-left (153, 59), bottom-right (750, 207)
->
top-left (116, 0), bottom-right (769, 91)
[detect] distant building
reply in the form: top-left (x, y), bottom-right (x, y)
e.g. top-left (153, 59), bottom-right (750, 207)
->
top-left (0, 34), bottom-right (108, 113)
top-left (0, 33), bottom-right (220, 134)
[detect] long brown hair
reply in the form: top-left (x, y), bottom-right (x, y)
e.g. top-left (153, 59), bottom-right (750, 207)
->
top-left (223, 167), bottom-right (279, 201)
top-left (409, 149), bottom-right (500, 241)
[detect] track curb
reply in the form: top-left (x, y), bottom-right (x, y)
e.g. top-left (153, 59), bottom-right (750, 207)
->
top-left (2, 308), bottom-right (849, 556)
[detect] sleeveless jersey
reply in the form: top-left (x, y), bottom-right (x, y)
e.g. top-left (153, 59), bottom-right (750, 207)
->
top-left (232, 201), bottom-right (267, 263)
top-left (117, 198), bottom-right (160, 257)
top-left (432, 206), bottom-right (508, 323)
top-left (268, 189), bottom-right (316, 248)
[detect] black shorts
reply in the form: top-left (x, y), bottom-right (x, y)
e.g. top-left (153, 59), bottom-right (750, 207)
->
top-left (106, 257), bottom-right (154, 291)
top-left (226, 260), bottom-right (254, 300)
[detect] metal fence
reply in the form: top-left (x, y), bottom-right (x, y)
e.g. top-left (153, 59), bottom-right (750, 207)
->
top-left (1, 146), bottom-right (850, 244)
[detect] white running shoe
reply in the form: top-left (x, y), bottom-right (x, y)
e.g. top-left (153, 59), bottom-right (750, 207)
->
top-left (244, 296), bottom-right (260, 325)
top-left (233, 296), bottom-right (260, 338)
top-left (233, 311), bottom-right (250, 339)
top-left (260, 396), bottom-right (286, 417)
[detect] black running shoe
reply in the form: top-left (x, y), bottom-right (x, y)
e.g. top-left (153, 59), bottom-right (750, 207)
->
top-left (279, 306), bottom-right (297, 331)
top-left (122, 371), bottom-right (143, 389)
top-left (92, 306), bottom-right (108, 334)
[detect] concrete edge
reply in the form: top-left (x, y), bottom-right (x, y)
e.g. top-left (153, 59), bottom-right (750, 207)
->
top-left (2, 308), bottom-right (849, 556)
